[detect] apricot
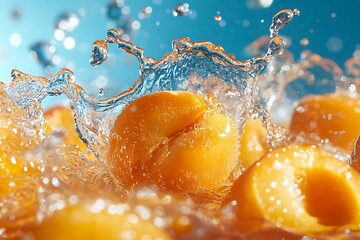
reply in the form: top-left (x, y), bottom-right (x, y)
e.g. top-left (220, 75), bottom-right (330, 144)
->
top-left (223, 144), bottom-right (360, 235)
top-left (44, 106), bottom-right (89, 150)
top-left (28, 204), bottom-right (171, 240)
top-left (239, 118), bottom-right (268, 168)
top-left (108, 91), bottom-right (240, 197)
top-left (290, 93), bottom-right (360, 153)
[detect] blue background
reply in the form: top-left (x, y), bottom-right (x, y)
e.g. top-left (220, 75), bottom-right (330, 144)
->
top-left (0, 0), bottom-right (359, 98)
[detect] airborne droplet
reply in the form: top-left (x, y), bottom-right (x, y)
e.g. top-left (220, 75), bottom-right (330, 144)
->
top-left (90, 40), bottom-right (108, 66)
top-left (173, 3), bottom-right (190, 17)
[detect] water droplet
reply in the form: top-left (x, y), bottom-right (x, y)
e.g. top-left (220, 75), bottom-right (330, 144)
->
top-left (331, 12), bottom-right (336, 18)
top-left (270, 9), bottom-right (298, 38)
top-left (219, 20), bottom-right (226, 27)
top-left (242, 20), bottom-right (250, 27)
top-left (98, 88), bottom-right (104, 96)
top-left (214, 15), bottom-right (222, 22)
top-left (138, 6), bottom-right (152, 19)
top-left (327, 37), bottom-right (343, 53)
top-left (246, 0), bottom-right (273, 9)
top-left (63, 37), bottom-right (76, 50)
top-left (173, 3), bottom-right (190, 17)
top-left (90, 40), bottom-right (108, 66)
top-left (300, 38), bottom-right (309, 46)
top-left (9, 33), bottom-right (22, 47)
top-left (54, 12), bottom-right (80, 33)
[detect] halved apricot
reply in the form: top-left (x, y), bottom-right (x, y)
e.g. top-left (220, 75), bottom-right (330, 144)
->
top-left (108, 91), bottom-right (240, 198)
top-left (223, 144), bottom-right (360, 235)
top-left (290, 93), bottom-right (360, 153)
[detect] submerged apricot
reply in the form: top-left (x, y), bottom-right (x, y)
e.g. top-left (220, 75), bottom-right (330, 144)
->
top-left (28, 204), bottom-right (171, 240)
top-left (108, 91), bottom-right (240, 197)
top-left (290, 93), bottom-right (360, 153)
top-left (223, 144), bottom-right (360, 235)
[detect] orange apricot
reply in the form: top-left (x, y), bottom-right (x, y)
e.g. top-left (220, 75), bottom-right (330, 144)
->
top-left (223, 144), bottom-right (360, 235)
top-left (239, 118), bottom-right (268, 168)
top-left (108, 91), bottom-right (240, 197)
top-left (290, 93), bottom-right (360, 153)
top-left (28, 204), bottom-right (171, 240)
top-left (44, 106), bottom-right (89, 150)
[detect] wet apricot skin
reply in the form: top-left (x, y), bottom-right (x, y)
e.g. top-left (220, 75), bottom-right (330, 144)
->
top-left (223, 144), bottom-right (360, 235)
top-left (28, 205), bottom-right (171, 240)
top-left (290, 93), bottom-right (360, 153)
top-left (108, 91), bottom-right (240, 197)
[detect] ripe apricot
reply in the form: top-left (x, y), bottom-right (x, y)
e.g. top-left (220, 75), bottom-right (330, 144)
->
top-left (28, 204), bottom-right (171, 240)
top-left (108, 91), bottom-right (240, 197)
top-left (290, 93), bottom-right (360, 153)
top-left (239, 118), bottom-right (268, 168)
top-left (223, 144), bottom-right (360, 235)
top-left (44, 106), bottom-right (89, 150)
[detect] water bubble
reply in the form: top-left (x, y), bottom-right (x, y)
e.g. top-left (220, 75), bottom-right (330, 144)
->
top-left (106, 0), bottom-right (125, 20)
top-left (63, 37), bottom-right (76, 50)
top-left (331, 12), bottom-right (336, 18)
top-left (121, 6), bottom-right (131, 15)
top-left (54, 12), bottom-right (80, 33)
top-left (246, 0), bottom-right (273, 8)
top-left (219, 20), bottom-right (226, 27)
top-left (242, 20), bottom-right (250, 27)
top-left (300, 38), bottom-right (309, 46)
top-left (131, 21), bottom-right (141, 30)
top-left (173, 3), bottom-right (190, 17)
top-left (9, 33), bottom-right (22, 47)
top-left (54, 29), bottom-right (66, 41)
top-left (138, 6), bottom-right (152, 19)
top-left (327, 37), bottom-right (343, 53)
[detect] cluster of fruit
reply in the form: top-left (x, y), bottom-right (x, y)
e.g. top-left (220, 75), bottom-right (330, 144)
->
top-left (1, 90), bottom-right (360, 239)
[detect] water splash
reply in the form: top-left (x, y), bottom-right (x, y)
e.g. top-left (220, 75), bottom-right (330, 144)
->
top-left (6, 9), bottom-right (299, 165)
